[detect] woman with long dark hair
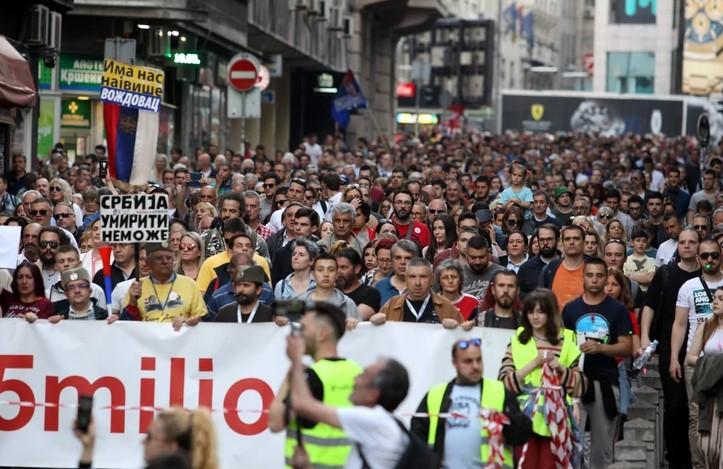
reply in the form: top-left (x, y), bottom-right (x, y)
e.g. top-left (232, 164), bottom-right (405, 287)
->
top-left (423, 214), bottom-right (457, 263)
top-left (498, 289), bottom-right (585, 469)
top-left (0, 262), bottom-right (54, 320)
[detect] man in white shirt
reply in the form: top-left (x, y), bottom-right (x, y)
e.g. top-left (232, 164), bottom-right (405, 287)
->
top-left (286, 330), bottom-right (410, 468)
top-left (656, 214), bottom-right (682, 267)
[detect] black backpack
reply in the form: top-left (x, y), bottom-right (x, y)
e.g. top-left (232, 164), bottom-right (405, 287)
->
top-left (358, 418), bottom-right (437, 469)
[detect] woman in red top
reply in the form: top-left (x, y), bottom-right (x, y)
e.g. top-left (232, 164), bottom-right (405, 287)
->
top-left (0, 262), bottom-right (54, 321)
top-left (435, 259), bottom-right (480, 321)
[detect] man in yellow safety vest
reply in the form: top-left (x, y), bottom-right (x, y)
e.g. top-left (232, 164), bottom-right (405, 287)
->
top-left (411, 337), bottom-right (532, 469)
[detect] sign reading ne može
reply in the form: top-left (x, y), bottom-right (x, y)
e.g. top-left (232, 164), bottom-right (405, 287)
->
top-left (100, 59), bottom-right (164, 113)
top-left (100, 194), bottom-right (169, 243)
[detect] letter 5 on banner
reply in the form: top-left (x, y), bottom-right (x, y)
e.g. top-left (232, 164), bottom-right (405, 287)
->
top-left (100, 59), bottom-right (164, 113)
top-left (100, 194), bottom-right (169, 243)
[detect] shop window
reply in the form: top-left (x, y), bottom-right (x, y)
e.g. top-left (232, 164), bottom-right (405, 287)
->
top-left (606, 51), bottom-right (655, 94)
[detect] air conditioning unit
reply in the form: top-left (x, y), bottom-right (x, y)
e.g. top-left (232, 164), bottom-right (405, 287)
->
top-left (290, 0), bottom-right (310, 11)
top-left (49, 11), bottom-right (62, 51)
top-left (328, 7), bottom-right (343, 30)
top-left (23, 4), bottom-right (50, 45)
top-left (342, 15), bottom-right (353, 37)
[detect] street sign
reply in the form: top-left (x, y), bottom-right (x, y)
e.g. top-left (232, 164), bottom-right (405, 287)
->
top-left (255, 65), bottom-right (270, 91)
top-left (228, 55), bottom-right (259, 92)
top-left (261, 90), bottom-right (275, 104)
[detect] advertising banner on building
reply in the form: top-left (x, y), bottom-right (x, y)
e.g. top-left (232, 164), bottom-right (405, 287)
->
top-left (0, 321), bottom-right (512, 468)
top-left (683, 1), bottom-right (723, 95)
top-left (501, 92), bottom-right (685, 136)
top-left (100, 59), bottom-right (164, 113)
top-left (60, 54), bottom-right (104, 92)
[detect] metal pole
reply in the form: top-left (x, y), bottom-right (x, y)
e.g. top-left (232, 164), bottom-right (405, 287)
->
top-left (414, 79), bottom-right (420, 137)
top-left (241, 94), bottom-right (246, 157)
top-left (494, 0), bottom-right (503, 133)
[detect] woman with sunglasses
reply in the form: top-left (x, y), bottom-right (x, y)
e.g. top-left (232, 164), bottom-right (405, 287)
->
top-left (596, 206), bottom-right (614, 227)
top-left (176, 233), bottom-right (205, 281)
top-left (0, 262), bottom-right (54, 321)
top-left (498, 289), bottom-right (585, 468)
top-left (49, 177), bottom-right (83, 228)
top-left (502, 205), bottom-right (525, 240)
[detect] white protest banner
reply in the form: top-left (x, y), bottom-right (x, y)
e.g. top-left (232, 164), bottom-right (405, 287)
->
top-left (100, 194), bottom-right (169, 243)
top-left (0, 225), bottom-right (21, 269)
top-left (0, 321), bottom-right (513, 468)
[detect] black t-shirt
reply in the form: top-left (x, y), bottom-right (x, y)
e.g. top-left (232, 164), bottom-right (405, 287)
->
top-left (562, 296), bottom-right (633, 385)
top-left (403, 297), bottom-right (440, 323)
top-left (644, 263), bottom-right (701, 347)
top-left (346, 283), bottom-right (381, 313)
top-left (480, 308), bottom-right (521, 330)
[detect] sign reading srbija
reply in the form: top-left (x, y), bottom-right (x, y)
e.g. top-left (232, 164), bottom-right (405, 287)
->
top-left (0, 322), bottom-right (512, 468)
top-left (100, 194), bottom-right (169, 243)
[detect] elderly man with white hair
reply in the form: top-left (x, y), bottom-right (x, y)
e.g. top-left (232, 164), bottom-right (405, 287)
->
top-left (318, 203), bottom-right (365, 256)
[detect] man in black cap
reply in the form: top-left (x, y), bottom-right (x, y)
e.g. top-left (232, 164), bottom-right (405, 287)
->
top-left (215, 265), bottom-right (279, 323)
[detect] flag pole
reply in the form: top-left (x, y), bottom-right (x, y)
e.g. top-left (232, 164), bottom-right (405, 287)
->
top-left (364, 107), bottom-right (391, 155)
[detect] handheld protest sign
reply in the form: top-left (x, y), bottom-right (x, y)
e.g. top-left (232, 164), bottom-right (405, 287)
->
top-left (0, 226), bottom-right (21, 270)
top-left (100, 193), bottom-right (170, 244)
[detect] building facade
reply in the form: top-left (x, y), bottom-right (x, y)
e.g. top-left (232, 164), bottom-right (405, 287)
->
top-left (593, 0), bottom-right (679, 95)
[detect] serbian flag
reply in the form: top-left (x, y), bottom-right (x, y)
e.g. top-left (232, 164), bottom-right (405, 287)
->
top-left (103, 103), bottom-right (158, 185)
top-left (331, 70), bottom-right (367, 129)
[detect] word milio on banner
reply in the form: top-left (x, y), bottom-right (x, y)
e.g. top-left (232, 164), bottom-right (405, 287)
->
top-left (0, 355), bottom-right (274, 435)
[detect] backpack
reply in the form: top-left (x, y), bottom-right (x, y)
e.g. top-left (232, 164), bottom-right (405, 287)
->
top-left (358, 418), bottom-right (437, 469)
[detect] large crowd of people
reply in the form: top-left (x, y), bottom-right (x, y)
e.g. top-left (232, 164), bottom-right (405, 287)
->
top-left (2, 129), bottom-right (723, 469)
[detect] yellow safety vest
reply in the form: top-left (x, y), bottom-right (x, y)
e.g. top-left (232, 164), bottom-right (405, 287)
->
top-left (510, 327), bottom-right (580, 437)
top-left (284, 358), bottom-right (362, 469)
top-left (425, 378), bottom-right (514, 469)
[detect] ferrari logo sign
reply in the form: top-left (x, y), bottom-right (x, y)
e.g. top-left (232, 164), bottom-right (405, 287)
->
top-left (531, 104), bottom-right (544, 121)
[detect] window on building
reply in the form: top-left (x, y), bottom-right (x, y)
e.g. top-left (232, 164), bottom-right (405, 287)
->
top-left (606, 51), bottom-right (655, 94)
top-left (610, 0), bottom-right (656, 24)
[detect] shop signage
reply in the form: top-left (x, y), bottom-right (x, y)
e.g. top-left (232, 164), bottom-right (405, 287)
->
top-left (61, 99), bottom-right (91, 128)
top-left (38, 61), bottom-right (53, 90)
top-left (100, 59), bottom-right (164, 112)
top-left (172, 52), bottom-right (203, 66)
top-left (60, 54), bottom-right (104, 92)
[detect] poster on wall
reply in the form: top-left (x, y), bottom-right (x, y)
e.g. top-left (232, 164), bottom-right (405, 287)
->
top-left (501, 93), bottom-right (685, 136)
top-left (683, 1), bottom-right (723, 95)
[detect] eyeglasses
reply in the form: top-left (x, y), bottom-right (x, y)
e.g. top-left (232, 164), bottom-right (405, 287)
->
top-left (30, 209), bottom-right (48, 216)
top-left (693, 225), bottom-right (708, 230)
top-left (275, 198), bottom-right (289, 205)
top-left (428, 209), bottom-right (442, 214)
top-left (598, 214), bottom-right (612, 220)
top-left (454, 338), bottom-right (482, 350)
top-left (50, 186), bottom-right (63, 192)
top-left (179, 244), bottom-right (197, 251)
top-left (700, 252), bottom-right (721, 260)
top-left (54, 212), bottom-right (73, 219)
top-left (507, 219), bottom-right (521, 226)
top-left (39, 240), bottom-right (59, 249)
top-left (263, 183), bottom-right (276, 188)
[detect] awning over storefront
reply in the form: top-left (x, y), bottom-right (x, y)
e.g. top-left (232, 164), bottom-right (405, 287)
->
top-left (0, 36), bottom-right (37, 108)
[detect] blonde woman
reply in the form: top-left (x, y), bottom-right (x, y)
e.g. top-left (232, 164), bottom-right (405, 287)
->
top-left (75, 407), bottom-right (218, 469)
top-left (49, 177), bottom-right (83, 227)
top-left (177, 232), bottom-right (205, 280)
top-left (194, 202), bottom-right (217, 232)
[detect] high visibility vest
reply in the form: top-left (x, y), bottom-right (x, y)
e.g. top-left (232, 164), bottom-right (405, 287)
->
top-left (425, 379), bottom-right (514, 469)
top-left (284, 358), bottom-right (362, 469)
top-left (510, 327), bottom-right (580, 437)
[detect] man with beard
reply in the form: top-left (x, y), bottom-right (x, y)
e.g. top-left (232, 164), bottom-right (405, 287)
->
top-left (336, 248), bottom-right (380, 320)
top-left (391, 190), bottom-right (431, 249)
top-left (656, 214), bottom-right (682, 266)
top-left (38, 226), bottom-right (70, 296)
top-left (645, 192), bottom-right (667, 248)
top-left (461, 235), bottom-right (504, 300)
top-left (473, 175), bottom-right (492, 204)
top-left (517, 224), bottom-right (560, 298)
top-left (670, 239), bottom-right (723, 468)
top-left (477, 270), bottom-right (521, 329)
top-left (215, 265), bottom-right (277, 323)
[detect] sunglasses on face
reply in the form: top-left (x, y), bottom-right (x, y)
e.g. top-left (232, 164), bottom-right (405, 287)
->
top-left (50, 186), bottom-right (63, 192)
top-left (693, 225), bottom-right (708, 230)
top-left (39, 240), bottom-right (59, 249)
top-left (179, 244), bottom-right (197, 251)
top-left (700, 252), bottom-right (721, 260)
top-left (598, 214), bottom-right (611, 220)
top-left (31, 209), bottom-right (48, 216)
top-left (54, 212), bottom-right (73, 219)
top-left (263, 183), bottom-right (276, 188)
top-left (428, 209), bottom-right (442, 214)
top-left (455, 338), bottom-right (482, 350)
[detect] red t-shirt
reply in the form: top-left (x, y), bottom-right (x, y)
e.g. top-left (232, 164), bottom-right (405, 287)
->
top-left (0, 291), bottom-right (54, 319)
top-left (394, 220), bottom-right (431, 248)
top-left (454, 293), bottom-right (481, 321)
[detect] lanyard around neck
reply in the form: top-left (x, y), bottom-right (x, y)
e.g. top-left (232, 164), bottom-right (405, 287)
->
top-left (406, 294), bottom-right (431, 321)
top-left (237, 302), bottom-right (260, 324)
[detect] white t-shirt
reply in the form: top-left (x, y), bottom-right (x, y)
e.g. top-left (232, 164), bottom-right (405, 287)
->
top-left (655, 239), bottom-right (677, 267)
top-left (337, 405), bottom-right (407, 469)
top-left (676, 276), bottom-right (723, 351)
top-left (111, 278), bottom-right (134, 314)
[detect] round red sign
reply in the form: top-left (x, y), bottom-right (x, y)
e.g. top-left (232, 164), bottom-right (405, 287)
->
top-left (228, 58), bottom-right (258, 92)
